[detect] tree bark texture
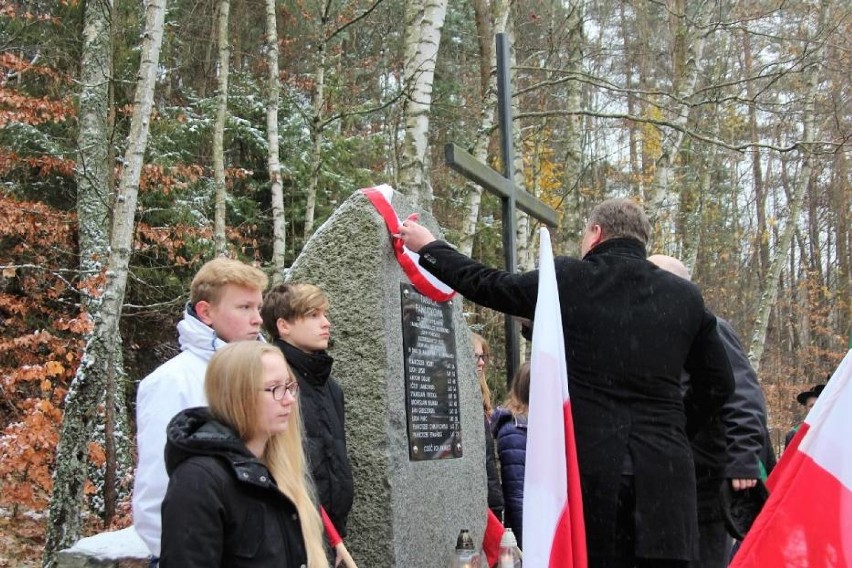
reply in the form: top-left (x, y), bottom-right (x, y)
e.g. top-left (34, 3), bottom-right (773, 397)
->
top-left (748, 0), bottom-right (826, 372)
top-left (647, 2), bottom-right (710, 251)
top-left (213, 0), bottom-right (231, 255)
top-left (398, 0), bottom-right (448, 211)
top-left (304, 19), bottom-right (327, 240)
top-left (42, 0), bottom-right (167, 562)
top-left (265, 0), bottom-right (285, 280)
top-left (458, 0), bottom-right (502, 257)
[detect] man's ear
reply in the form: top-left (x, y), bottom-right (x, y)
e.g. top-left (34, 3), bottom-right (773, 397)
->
top-left (195, 300), bottom-right (214, 325)
top-left (276, 317), bottom-right (291, 338)
top-left (589, 224), bottom-right (604, 247)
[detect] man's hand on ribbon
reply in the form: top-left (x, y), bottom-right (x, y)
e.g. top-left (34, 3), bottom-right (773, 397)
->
top-left (396, 215), bottom-right (436, 253)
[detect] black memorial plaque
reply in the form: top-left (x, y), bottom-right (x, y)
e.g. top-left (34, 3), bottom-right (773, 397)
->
top-left (400, 283), bottom-right (462, 460)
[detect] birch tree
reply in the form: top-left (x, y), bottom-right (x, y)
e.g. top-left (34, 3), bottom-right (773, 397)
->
top-left (456, 0), bottom-right (505, 256)
top-left (646, 0), bottom-right (711, 252)
top-left (42, 0), bottom-right (168, 561)
top-left (74, 0), bottom-right (133, 527)
top-left (300, 0), bottom-right (388, 239)
top-left (213, 0), bottom-right (231, 255)
top-left (302, 2), bottom-right (330, 240)
top-left (265, 0), bottom-right (285, 280)
top-left (748, 0), bottom-right (828, 372)
top-left (398, 0), bottom-right (448, 210)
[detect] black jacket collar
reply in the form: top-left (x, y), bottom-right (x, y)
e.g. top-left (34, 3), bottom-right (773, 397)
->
top-left (583, 237), bottom-right (647, 261)
top-left (274, 339), bottom-right (333, 387)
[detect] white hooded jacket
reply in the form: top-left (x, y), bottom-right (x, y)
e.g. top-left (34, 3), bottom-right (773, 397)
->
top-left (131, 307), bottom-right (227, 557)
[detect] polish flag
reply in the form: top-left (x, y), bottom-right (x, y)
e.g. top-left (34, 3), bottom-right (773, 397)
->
top-left (730, 348), bottom-right (852, 568)
top-left (522, 228), bottom-right (587, 568)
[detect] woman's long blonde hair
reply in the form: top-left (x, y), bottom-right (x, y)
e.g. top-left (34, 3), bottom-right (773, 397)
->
top-left (205, 342), bottom-right (329, 568)
top-left (472, 333), bottom-right (494, 416)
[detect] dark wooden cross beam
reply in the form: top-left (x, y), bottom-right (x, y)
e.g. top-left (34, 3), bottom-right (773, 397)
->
top-left (444, 33), bottom-right (559, 386)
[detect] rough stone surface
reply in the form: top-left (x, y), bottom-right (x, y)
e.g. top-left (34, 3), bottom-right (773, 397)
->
top-left (287, 188), bottom-right (486, 567)
top-left (56, 527), bottom-right (148, 568)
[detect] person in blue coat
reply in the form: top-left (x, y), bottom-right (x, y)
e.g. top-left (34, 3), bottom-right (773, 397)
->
top-left (491, 361), bottom-right (530, 549)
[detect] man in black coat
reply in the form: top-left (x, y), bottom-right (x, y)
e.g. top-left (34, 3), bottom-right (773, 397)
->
top-left (398, 198), bottom-right (735, 568)
top-left (649, 254), bottom-right (775, 567)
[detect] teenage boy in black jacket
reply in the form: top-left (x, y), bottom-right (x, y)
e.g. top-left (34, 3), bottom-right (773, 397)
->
top-left (261, 283), bottom-right (354, 545)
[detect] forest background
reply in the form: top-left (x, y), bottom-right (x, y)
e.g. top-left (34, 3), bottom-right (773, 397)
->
top-left (0, 0), bottom-right (849, 565)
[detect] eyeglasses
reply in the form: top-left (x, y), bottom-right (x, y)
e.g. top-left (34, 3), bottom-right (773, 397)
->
top-left (262, 381), bottom-right (299, 401)
top-left (475, 353), bottom-right (488, 363)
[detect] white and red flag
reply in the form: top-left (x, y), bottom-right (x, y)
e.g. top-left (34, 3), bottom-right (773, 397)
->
top-left (731, 348), bottom-right (852, 567)
top-left (362, 185), bottom-right (455, 303)
top-left (523, 227), bottom-right (587, 568)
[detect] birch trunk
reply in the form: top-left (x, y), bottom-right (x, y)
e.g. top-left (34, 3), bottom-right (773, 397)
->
top-left (502, 20), bottom-right (531, 274)
top-left (213, 0), bottom-right (231, 255)
top-left (748, 2), bottom-right (826, 372)
top-left (558, 1), bottom-right (585, 244)
top-left (75, 0), bottom-right (134, 526)
top-left (457, 0), bottom-right (500, 257)
top-left (647, 3), bottom-right (710, 251)
top-left (398, 0), bottom-right (448, 211)
top-left (75, 0), bottom-right (120, 527)
top-left (303, 21), bottom-right (327, 240)
top-left (743, 31), bottom-right (769, 281)
top-left (42, 0), bottom-right (167, 562)
top-left (265, 0), bottom-right (285, 280)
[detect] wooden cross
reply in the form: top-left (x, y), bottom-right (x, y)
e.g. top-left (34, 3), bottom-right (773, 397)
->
top-left (444, 33), bottom-right (558, 386)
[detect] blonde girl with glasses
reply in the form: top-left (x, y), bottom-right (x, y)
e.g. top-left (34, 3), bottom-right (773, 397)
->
top-left (159, 341), bottom-right (329, 568)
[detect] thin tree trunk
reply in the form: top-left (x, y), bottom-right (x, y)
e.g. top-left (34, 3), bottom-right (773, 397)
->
top-left (748, 2), bottom-right (826, 372)
top-left (620, 1), bottom-right (639, 187)
top-left (398, 0), bottom-right (448, 211)
top-left (555, 0), bottom-right (584, 243)
top-left (647, 3), bottom-right (710, 250)
top-left (304, 16), bottom-right (327, 240)
top-left (213, 0), bottom-right (231, 255)
top-left (742, 30), bottom-right (769, 281)
top-left (457, 0), bottom-right (499, 257)
top-left (502, 19), bottom-right (531, 274)
top-left (42, 0), bottom-right (167, 562)
top-left (265, 0), bottom-right (285, 280)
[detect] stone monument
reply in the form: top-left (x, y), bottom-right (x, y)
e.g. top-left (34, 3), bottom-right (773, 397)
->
top-left (286, 187), bottom-right (487, 566)
top-left (56, 187), bottom-right (488, 567)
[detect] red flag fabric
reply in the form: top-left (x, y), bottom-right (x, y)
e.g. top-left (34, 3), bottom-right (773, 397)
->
top-left (361, 185), bottom-right (455, 303)
top-left (730, 348), bottom-right (852, 568)
top-left (321, 506), bottom-right (342, 548)
top-left (522, 228), bottom-right (587, 568)
top-left (482, 508), bottom-right (506, 566)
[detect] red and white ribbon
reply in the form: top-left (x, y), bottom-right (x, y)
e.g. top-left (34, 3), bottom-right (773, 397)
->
top-left (361, 185), bottom-right (456, 303)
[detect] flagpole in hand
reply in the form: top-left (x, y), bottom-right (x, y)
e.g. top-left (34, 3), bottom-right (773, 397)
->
top-left (321, 507), bottom-right (358, 568)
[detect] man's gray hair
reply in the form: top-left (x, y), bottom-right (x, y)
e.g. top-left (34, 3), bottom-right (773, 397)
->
top-left (587, 198), bottom-right (651, 245)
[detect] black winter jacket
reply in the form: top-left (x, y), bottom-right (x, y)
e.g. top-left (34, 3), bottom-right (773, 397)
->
top-left (688, 318), bottom-right (774, 521)
top-left (160, 407), bottom-right (309, 568)
top-left (484, 413), bottom-right (504, 520)
top-left (417, 237), bottom-right (735, 560)
top-left (275, 340), bottom-right (354, 537)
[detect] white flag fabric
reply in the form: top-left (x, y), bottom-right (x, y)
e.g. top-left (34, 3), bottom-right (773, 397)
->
top-left (522, 228), bottom-right (587, 568)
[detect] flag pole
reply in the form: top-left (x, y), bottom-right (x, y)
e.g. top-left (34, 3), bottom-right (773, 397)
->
top-left (321, 507), bottom-right (359, 568)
